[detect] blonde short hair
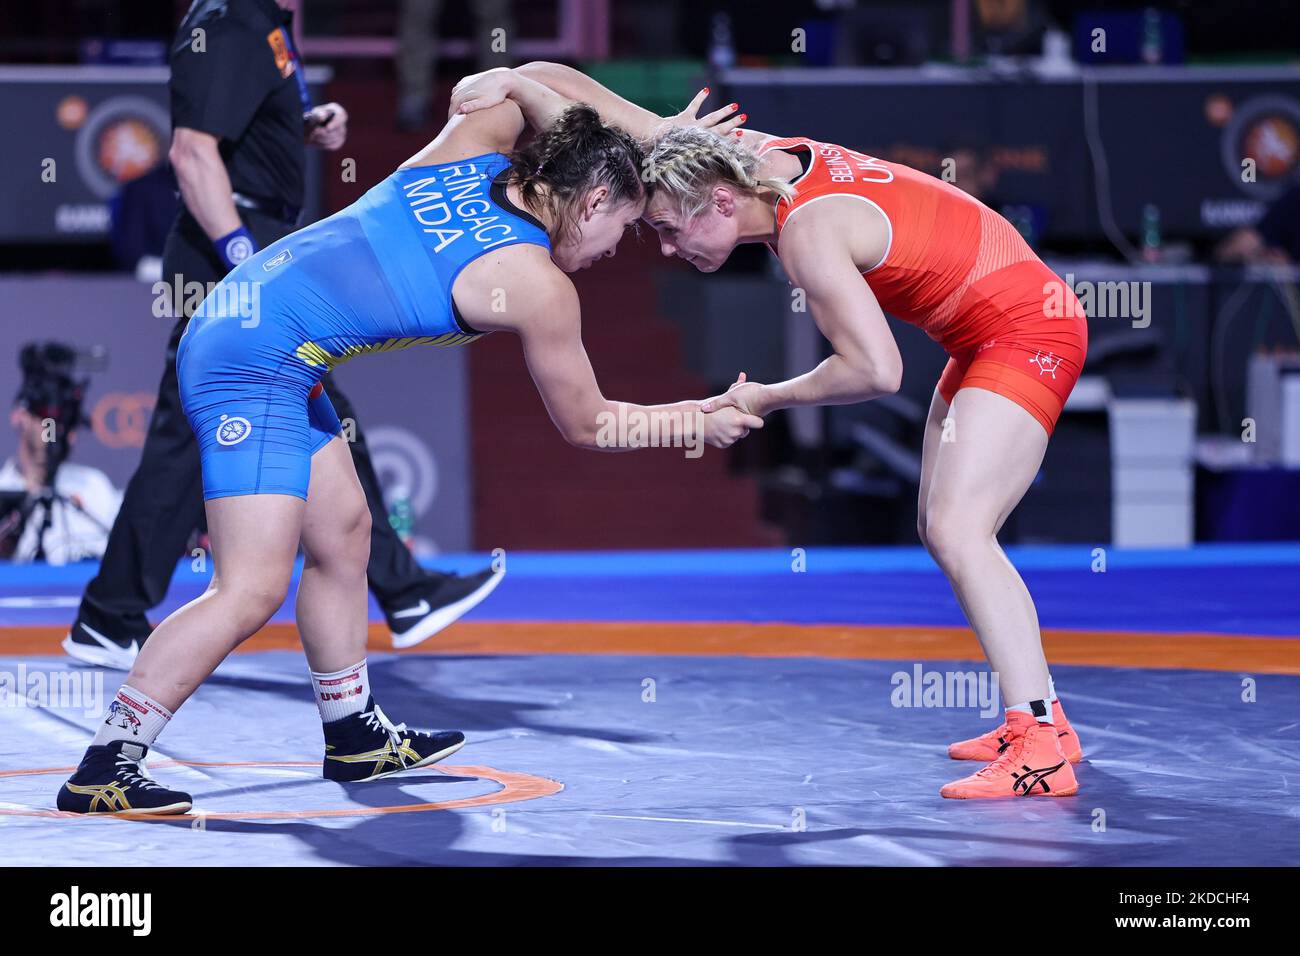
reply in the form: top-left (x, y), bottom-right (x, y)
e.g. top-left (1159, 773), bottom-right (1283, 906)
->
top-left (643, 126), bottom-right (796, 221)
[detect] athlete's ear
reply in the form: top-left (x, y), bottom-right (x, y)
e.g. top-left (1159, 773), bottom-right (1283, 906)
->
top-left (713, 185), bottom-right (736, 218)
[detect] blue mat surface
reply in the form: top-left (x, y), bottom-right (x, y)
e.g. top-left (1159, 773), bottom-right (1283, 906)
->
top-left (2, 652), bottom-right (1297, 865)
top-left (1, 545), bottom-right (1298, 635)
top-left (3, 545), bottom-right (1297, 865)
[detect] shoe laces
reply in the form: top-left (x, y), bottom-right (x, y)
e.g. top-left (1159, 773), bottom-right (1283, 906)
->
top-left (987, 722), bottom-right (1012, 753)
top-left (362, 704), bottom-right (409, 748)
top-left (114, 754), bottom-right (163, 791)
top-left (362, 704), bottom-right (444, 754)
top-left (975, 723), bottom-right (1032, 779)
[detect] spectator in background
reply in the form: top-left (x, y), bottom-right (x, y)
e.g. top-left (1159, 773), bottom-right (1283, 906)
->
top-left (396, 0), bottom-right (514, 131)
top-left (972, 0), bottom-right (1050, 57)
top-left (0, 344), bottom-right (121, 566)
top-left (1216, 182), bottom-right (1300, 264)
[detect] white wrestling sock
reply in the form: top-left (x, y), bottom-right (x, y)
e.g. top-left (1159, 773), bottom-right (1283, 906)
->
top-left (1007, 699), bottom-right (1055, 725)
top-left (92, 685), bottom-right (173, 748)
top-left (1048, 675), bottom-right (1058, 703)
top-left (310, 659), bottom-right (370, 723)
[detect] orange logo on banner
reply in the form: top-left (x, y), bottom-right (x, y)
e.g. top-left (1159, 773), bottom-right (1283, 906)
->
top-left (95, 118), bottom-right (162, 184)
top-left (92, 392), bottom-right (155, 449)
top-left (267, 29), bottom-right (295, 79)
top-left (1242, 116), bottom-right (1299, 179)
top-left (56, 95), bottom-right (88, 130)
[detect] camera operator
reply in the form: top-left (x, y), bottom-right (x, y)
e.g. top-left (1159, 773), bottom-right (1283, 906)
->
top-left (0, 344), bottom-right (121, 565)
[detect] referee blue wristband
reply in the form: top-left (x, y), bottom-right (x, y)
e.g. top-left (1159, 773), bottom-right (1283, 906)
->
top-left (213, 226), bottom-right (257, 272)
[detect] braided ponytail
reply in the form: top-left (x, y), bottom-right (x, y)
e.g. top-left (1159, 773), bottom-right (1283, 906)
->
top-left (509, 104), bottom-right (646, 247)
top-left (643, 126), bottom-right (795, 222)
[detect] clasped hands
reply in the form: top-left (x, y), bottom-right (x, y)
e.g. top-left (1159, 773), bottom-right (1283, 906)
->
top-left (698, 372), bottom-right (768, 448)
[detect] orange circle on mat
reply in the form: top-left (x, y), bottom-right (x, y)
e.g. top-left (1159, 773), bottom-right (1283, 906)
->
top-left (0, 761), bottom-right (562, 821)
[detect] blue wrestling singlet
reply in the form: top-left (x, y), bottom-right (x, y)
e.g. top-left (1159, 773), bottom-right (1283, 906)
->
top-left (177, 152), bottom-right (550, 500)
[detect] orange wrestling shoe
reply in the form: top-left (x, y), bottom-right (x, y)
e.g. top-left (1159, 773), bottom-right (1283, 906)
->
top-left (940, 711), bottom-right (1079, 799)
top-left (948, 698), bottom-right (1083, 764)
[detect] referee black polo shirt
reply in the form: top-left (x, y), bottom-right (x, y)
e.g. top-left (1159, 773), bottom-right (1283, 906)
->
top-left (169, 0), bottom-right (307, 211)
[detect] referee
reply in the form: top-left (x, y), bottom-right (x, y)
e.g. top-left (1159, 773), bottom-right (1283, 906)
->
top-left (65, 0), bottom-right (500, 669)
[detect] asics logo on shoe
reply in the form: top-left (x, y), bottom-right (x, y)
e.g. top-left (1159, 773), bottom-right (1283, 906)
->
top-left (1011, 761), bottom-right (1067, 795)
top-left (62, 781), bottom-right (133, 813)
top-left (325, 738), bottom-right (421, 775)
top-left (391, 600), bottom-right (431, 620)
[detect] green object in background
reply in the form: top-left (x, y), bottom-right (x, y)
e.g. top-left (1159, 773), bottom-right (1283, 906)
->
top-left (581, 60), bottom-right (708, 118)
top-left (388, 492), bottom-right (414, 546)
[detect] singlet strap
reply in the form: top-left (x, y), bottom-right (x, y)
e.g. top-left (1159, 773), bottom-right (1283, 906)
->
top-left (489, 169), bottom-right (548, 233)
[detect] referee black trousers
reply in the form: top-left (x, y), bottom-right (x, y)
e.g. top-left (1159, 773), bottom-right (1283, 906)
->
top-left (78, 208), bottom-right (439, 639)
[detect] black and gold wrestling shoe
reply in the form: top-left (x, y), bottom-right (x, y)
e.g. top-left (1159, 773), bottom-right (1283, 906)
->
top-left (56, 741), bottom-right (193, 815)
top-left (322, 697), bottom-right (465, 783)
